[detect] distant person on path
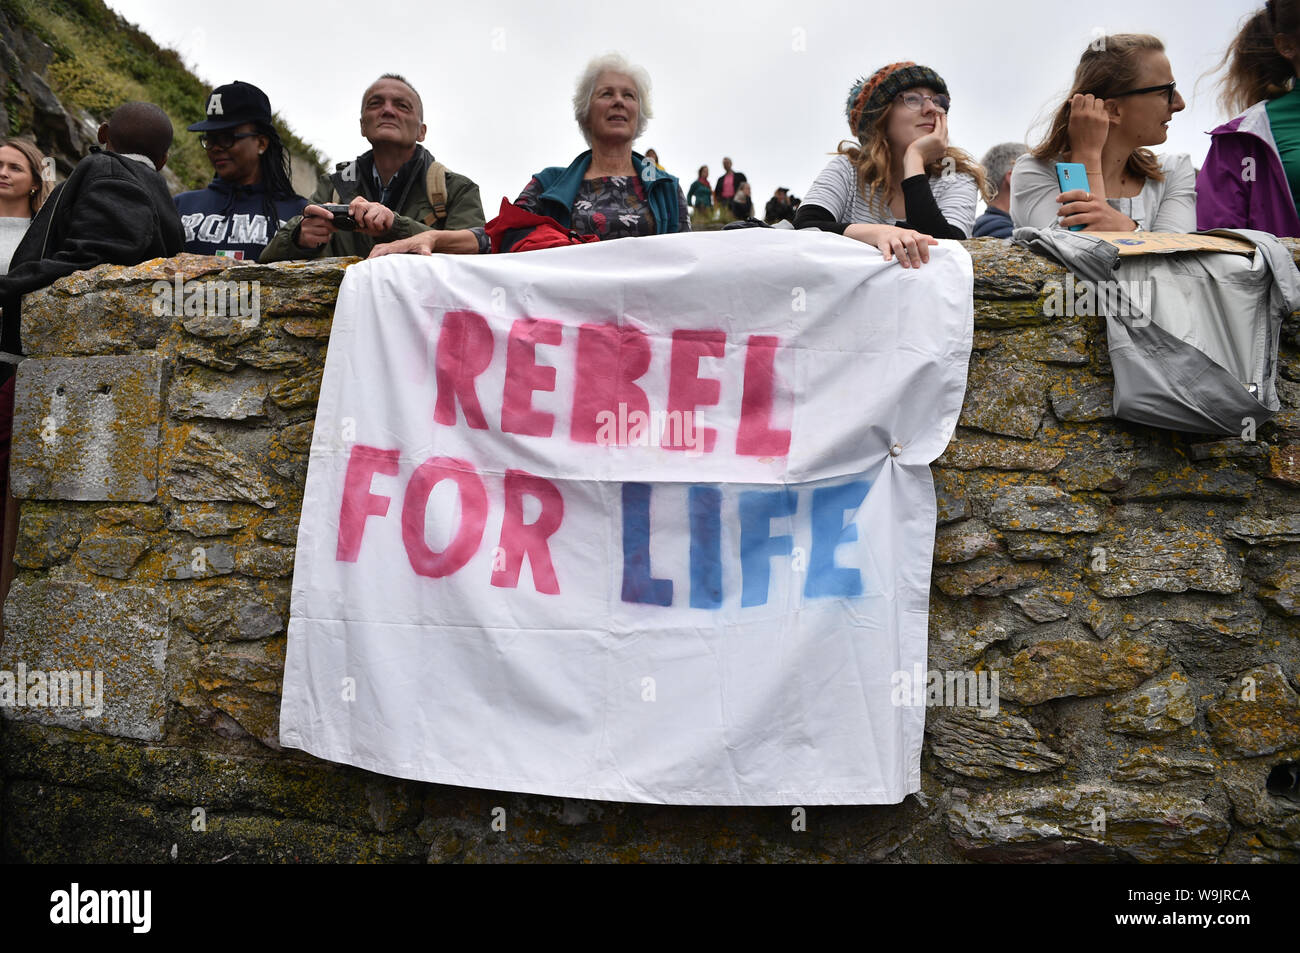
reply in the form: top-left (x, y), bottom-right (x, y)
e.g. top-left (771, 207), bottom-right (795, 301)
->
top-left (713, 156), bottom-right (746, 205)
top-left (260, 73), bottom-right (484, 261)
top-left (688, 164), bottom-right (713, 215)
top-left (764, 186), bottom-right (794, 224)
top-left (174, 81), bottom-right (308, 260)
top-left (973, 142), bottom-right (1027, 238)
top-left (1198, 0), bottom-right (1300, 235)
top-left (370, 52), bottom-right (688, 256)
top-left (1010, 34), bottom-right (1194, 233)
top-left (645, 148), bottom-right (665, 170)
top-left (795, 62), bottom-right (988, 267)
top-left (730, 180), bottom-right (754, 220)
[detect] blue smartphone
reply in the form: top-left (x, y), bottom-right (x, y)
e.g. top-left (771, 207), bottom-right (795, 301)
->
top-left (1055, 162), bottom-right (1089, 231)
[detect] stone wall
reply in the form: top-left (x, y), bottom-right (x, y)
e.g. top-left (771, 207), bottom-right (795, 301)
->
top-left (1, 242), bottom-right (1298, 863)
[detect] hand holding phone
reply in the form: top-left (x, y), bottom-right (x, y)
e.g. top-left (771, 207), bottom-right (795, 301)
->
top-left (1054, 162), bottom-right (1089, 232)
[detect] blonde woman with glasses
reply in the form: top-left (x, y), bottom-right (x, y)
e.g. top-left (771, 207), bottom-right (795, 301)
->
top-left (1011, 34), bottom-right (1194, 233)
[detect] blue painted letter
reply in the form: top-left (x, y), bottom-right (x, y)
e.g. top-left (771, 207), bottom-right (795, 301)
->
top-left (739, 488), bottom-right (797, 607)
top-left (806, 480), bottom-right (869, 598)
top-left (621, 482), bottom-right (673, 605)
top-left (689, 485), bottom-right (722, 608)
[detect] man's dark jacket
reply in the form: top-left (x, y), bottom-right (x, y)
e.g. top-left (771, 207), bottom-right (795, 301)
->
top-left (972, 205), bottom-right (1013, 239)
top-left (0, 147), bottom-right (184, 355)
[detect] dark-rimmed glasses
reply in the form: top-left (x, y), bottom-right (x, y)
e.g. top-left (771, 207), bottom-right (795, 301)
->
top-left (895, 92), bottom-right (950, 114)
top-left (199, 132), bottom-right (259, 151)
top-left (1111, 81), bottom-right (1177, 105)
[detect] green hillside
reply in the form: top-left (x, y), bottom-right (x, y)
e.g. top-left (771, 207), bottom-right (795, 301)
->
top-left (1, 0), bottom-right (325, 189)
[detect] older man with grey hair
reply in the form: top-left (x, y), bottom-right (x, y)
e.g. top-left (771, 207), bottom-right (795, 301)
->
top-left (973, 142), bottom-right (1028, 238)
top-left (261, 73), bottom-right (484, 261)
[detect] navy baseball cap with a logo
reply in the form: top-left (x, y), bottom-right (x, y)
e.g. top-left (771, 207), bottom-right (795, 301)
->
top-left (188, 81), bottom-right (274, 132)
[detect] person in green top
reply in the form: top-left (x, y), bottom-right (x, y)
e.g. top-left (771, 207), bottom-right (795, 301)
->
top-left (1262, 2), bottom-right (1300, 222)
top-left (687, 165), bottom-right (713, 218)
top-left (1268, 85), bottom-right (1300, 215)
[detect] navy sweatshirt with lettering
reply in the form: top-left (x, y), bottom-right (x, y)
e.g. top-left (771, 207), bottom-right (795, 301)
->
top-left (175, 176), bottom-right (307, 259)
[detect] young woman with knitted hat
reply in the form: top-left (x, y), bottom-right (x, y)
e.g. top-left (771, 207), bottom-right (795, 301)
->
top-left (1010, 35), bottom-right (1194, 232)
top-left (794, 62), bottom-right (989, 267)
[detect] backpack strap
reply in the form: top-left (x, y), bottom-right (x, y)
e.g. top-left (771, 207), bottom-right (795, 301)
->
top-left (423, 161), bottom-right (449, 226)
top-left (328, 159), bottom-right (358, 204)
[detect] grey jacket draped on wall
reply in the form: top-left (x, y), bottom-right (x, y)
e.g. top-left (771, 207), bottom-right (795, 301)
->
top-left (1013, 227), bottom-right (1300, 435)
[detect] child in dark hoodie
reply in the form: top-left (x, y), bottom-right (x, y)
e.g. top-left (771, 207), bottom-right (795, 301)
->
top-left (0, 101), bottom-right (183, 359)
top-left (0, 100), bottom-right (185, 615)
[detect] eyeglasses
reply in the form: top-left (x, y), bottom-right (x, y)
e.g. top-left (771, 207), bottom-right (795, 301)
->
top-left (199, 132), bottom-right (260, 150)
top-left (1111, 81), bottom-right (1177, 105)
top-left (895, 92), bottom-right (950, 113)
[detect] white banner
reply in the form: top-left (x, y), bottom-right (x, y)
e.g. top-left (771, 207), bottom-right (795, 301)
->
top-left (280, 230), bottom-right (972, 805)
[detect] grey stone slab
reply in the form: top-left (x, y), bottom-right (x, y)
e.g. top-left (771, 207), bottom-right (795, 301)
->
top-left (988, 485), bottom-right (1102, 534)
top-left (166, 504), bottom-right (250, 537)
top-left (933, 520), bottom-right (1000, 564)
top-left (76, 535), bottom-right (150, 579)
top-left (174, 581), bottom-right (287, 643)
top-left (1004, 531), bottom-right (1073, 560)
top-left (164, 430), bottom-right (277, 508)
top-left (959, 362), bottom-right (1049, 439)
top-left (1226, 512), bottom-right (1300, 545)
top-left (1008, 587), bottom-right (1072, 622)
top-left (169, 367), bottom-right (269, 421)
top-left (1087, 527), bottom-right (1242, 598)
top-left (1000, 635), bottom-right (1170, 705)
top-left (929, 708), bottom-right (1066, 779)
top-left (1106, 669), bottom-right (1197, 737)
top-left (0, 580), bottom-right (168, 740)
top-left (162, 541), bottom-right (236, 580)
top-left (11, 354), bottom-right (162, 501)
top-left (21, 287), bottom-right (164, 356)
top-left (1049, 379), bottom-right (1114, 422)
top-left (932, 468), bottom-right (970, 524)
top-left (948, 785), bottom-right (1230, 862)
top-left (1206, 665), bottom-right (1300, 757)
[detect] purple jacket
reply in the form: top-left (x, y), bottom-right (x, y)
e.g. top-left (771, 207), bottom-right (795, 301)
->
top-left (1197, 101), bottom-right (1300, 238)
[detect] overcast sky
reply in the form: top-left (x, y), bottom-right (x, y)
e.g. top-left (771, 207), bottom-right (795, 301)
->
top-left (107, 0), bottom-right (1261, 208)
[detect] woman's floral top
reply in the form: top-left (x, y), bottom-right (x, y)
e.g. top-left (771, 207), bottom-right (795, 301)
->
top-left (472, 174), bottom-right (690, 251)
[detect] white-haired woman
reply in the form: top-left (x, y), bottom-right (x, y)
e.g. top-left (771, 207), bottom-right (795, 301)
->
top-left (371, 53), bottom-right (689, 256)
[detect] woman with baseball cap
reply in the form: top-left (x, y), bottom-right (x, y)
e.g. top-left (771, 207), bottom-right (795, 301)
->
top-left (795, 62), bottom-right (989, 267)
top-left (174, 81), bottom-right (307, 259)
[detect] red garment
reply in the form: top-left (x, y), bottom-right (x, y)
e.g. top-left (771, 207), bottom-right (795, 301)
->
top-left (483, 198), bottom-right (600, 253)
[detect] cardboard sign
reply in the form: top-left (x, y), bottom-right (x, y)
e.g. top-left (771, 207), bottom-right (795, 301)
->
top-left (1091, 232), bottom-right (1257, 256)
